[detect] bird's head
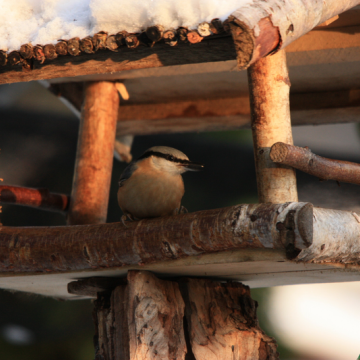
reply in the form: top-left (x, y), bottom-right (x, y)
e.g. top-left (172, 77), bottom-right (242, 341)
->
top-left (138, 146), bottom-right (204, 175)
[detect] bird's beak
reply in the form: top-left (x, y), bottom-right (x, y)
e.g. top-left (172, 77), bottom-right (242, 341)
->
top-left (181, 161), bottom-right (204, 171)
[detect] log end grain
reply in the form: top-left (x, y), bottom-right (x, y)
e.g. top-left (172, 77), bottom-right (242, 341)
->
top-left (269, 142), bottom-right (290, 163)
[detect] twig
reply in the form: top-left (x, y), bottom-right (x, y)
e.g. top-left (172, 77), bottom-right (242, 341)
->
top-left (270, 142), bottom-right (360, 185)
top-left (0, 185), bottom-right (69, 212)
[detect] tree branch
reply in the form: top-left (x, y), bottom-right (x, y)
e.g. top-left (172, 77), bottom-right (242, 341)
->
top-left (0, 203), bottom-right (313, 274)
top-left (270, 142), bottom-right (360, 185)
top-left (0, 185), bottom-right (69, 212)
top-left (230, 0), bottom-right (359, 69)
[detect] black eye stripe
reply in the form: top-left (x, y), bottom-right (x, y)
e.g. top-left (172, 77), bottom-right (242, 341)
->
top-left (138, 151), bottom-right (189, 164)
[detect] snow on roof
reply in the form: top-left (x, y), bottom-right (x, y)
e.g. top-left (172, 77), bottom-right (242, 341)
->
top-left (0, 0), bottom-right (247, 53)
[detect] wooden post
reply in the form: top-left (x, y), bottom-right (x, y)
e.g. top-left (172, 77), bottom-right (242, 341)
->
top-left (75, 272), bottom-right (278, 360)
top-left (179, 279), bottom-right (278, 360)
top-left (92, 271), bottom-right (186, 360)
top-left (247, 50), bottom-right (298, 203)
top-left (67, 81), bottom-right (119, 225)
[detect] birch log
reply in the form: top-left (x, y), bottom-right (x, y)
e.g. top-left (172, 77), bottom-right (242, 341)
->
top-left (229, 0), bottom-right (360, 69)
top-left (0, 202), bottom-right (313, 274)
top-left (67, 81), bottom-right (119, 225)
top-left (297, 207), bottom-right (360, 265)
top-left (179, 279), bottom-right (278, 360)
top-left (270, 142), bottom-right (360, 185)
top-left (247, 50), bottom-right (298, 203)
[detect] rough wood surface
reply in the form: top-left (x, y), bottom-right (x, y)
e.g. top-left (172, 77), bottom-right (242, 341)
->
top-left (93, 291), bottom-right (114, 360)
top-left (0, 202), bottom-right (313, 274)
top-left (248, 50), bottom-right (298, 203)
top-left (92, 271), bottom-right (186, 360)
top-left (67, 81), bottom-right (119, 225)
top-left (230, 0), bottom-right (360, 68)
top-left (270, 142), bottom-right (360, 185)
top-left (179, 278), bottom-right (278, 360)
top-left (0, 185), bottom-right (69, 212)
top-left (0, 37), bottom-right (236, 85)
top-left (127, 271), bottom-right (186, 360)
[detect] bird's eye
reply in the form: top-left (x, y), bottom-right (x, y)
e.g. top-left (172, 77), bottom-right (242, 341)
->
top-left (168, 155), bottom-right (174, 161)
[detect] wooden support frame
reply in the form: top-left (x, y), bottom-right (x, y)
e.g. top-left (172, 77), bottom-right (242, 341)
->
top-left (247, 50), bottom-right (298, 203)
top-left (67, 81), bottom-right (119, 225)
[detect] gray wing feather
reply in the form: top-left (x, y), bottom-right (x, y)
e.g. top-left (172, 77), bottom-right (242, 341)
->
top-left (118, 162), bottom-right (138, 187)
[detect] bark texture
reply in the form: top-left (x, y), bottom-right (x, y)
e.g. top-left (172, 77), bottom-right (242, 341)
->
top-left (270, 142), bottom-right (360, 185)
top-left (230, 0), bottom-right (359, 69)
top-left (180, 278), bottom-right (278, 360)
top-left (248, 50), bottom-right (298, 203)
top-left (298, 207), bottom-right (360, 265)
top-left (0, 202), bottom-right (313, 273)
top-left (0, 185), bottom-right (69, 212)
top-left (0, 37), bottom-right (236, 85)
top-left (93, 271), bottom-right (186, 360)
top-left (67, 81), bottom-right (119, 225)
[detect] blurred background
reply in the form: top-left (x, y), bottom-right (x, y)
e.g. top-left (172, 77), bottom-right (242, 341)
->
top-left (0, 80), bottom-right (360, 360)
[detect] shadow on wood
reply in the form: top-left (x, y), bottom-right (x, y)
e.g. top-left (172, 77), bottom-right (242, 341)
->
top-left (89, 271), bottom-right (278, 360)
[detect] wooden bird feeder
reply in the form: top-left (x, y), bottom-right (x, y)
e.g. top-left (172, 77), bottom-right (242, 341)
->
top-left (1, 1), bottom-right (360, 359)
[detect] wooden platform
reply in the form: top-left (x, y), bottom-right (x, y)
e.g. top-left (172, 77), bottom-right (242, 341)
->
top-left (1, 249), bottom-right (359, 299)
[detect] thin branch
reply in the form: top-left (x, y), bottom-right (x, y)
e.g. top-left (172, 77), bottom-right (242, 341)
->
top-left (0, 185), bottom-right (69, 212)
top-left (270, 142), bottom-right (360, 185)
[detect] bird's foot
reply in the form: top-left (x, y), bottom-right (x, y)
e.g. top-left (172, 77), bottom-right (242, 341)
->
top-left (179, 206), bottom-right (188, 214)
top-left (121, 214), bottom-right (139, 227)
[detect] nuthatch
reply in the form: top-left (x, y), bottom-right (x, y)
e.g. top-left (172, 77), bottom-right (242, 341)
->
top-left (117, 146), bottom-right (204, 223)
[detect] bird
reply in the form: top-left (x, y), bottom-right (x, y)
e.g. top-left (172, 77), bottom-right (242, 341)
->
top-left (117, 146), bottom-right (204, 224)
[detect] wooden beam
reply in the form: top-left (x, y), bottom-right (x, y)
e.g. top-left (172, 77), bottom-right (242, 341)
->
top-left (67, 81), bottom-right (118, 225)
top-left (247, 50), bottom-right (298, 203)
top-left (50, 83), bottom-right (360, 136)
top-left (229, 0), bottom-right (360, 69)
top-left (0, 203), bottom-right (313, 274)
top-left (0, 37), bottom-right (236, 85)
top-left (0, 185), bottom-right (69, 212)
top-left (270, 142), bottom-right (360, 185)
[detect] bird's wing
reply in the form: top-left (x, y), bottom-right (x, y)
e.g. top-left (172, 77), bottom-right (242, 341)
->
top-left (118, 162), bottom-right (138, 187)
